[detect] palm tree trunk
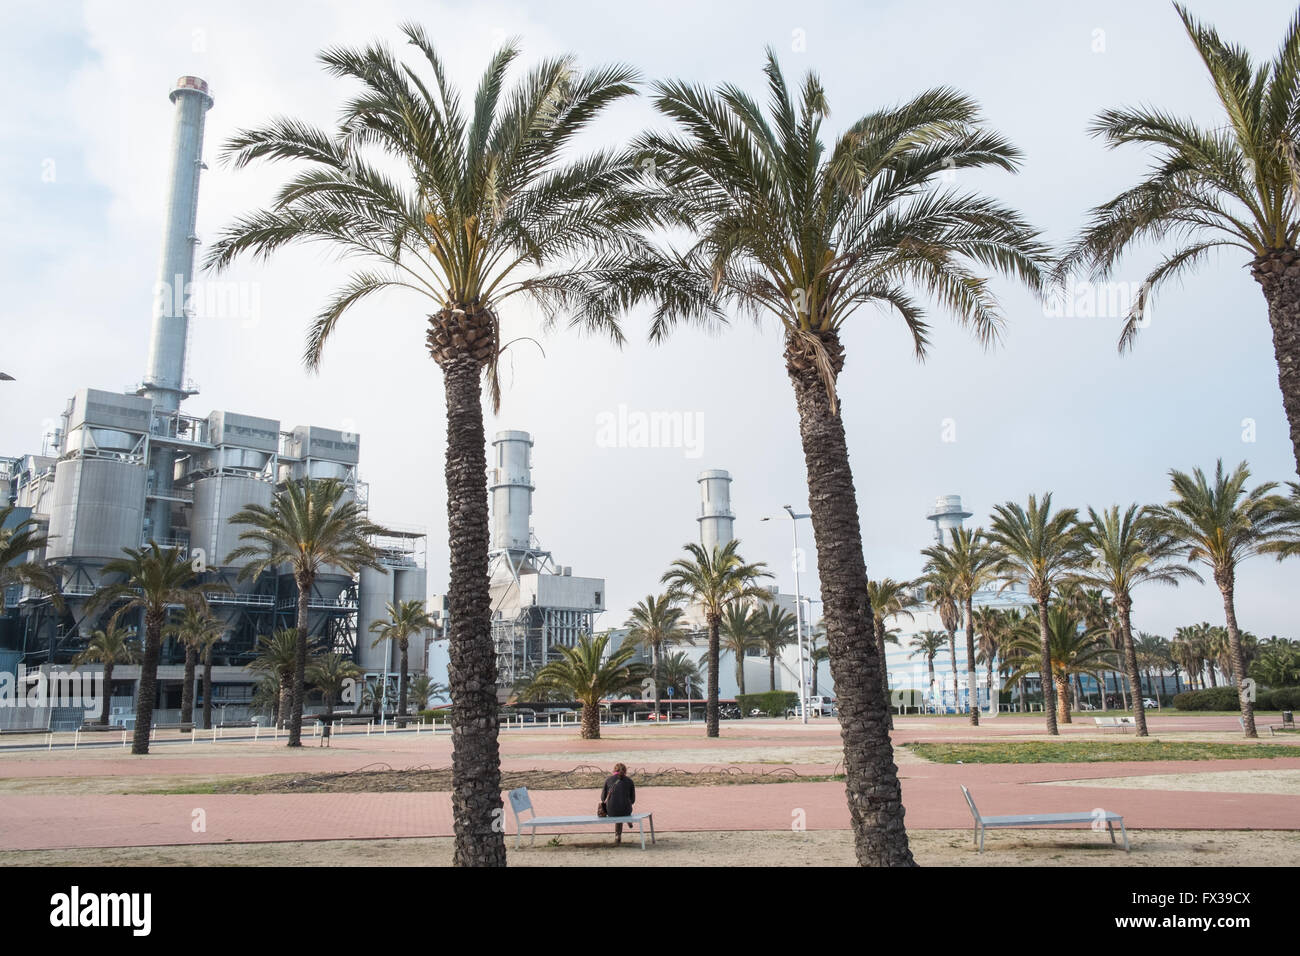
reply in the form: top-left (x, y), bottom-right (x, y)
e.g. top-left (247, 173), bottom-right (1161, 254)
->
top-left (1218, 579), bottom-right (1257, 737)
top-left (131, 610), bottom-right (164, 755)
top-left (769, 653), bottom-right (776, 692)
top-left (947, 629), bottom-right (958, 714)
top-left (398, 637), bottom-right (409, 717)
top-left (875, 617), bottom-right (893, 729)
top-left (1251, 251), bottom-right (1300, 475)
top-left (289, 571), bottom-right (311, 747)
top-left (278, 680), bottom-right (291, 729)
top-left (580, 700), bottom-right (600, 740)
top-left (928, 658), bottom-right (936, 712)
top-left (442, 357), bottom-right (506, 866)
top-left (180, 645), bottom-right (197, 727)
top-left (654, 642), bottom-right (663, 716)
top-left (706, 614), bottom-right (720, 738)
top-left (787, 338), bottom-right (913, 866)
top-left (1037, 599), bottom-right (1059, 735)
top-left (202, 647), bottom-right (214, 730)
top-left (1116, 597), bottom-right (1148, 736)
top-left (964, 597), bottom-right (978, 726)
top-left (1054, 671), bottom-right (1071, 725)
top-left (101, 661), bottom-right (114, 726)
top-left (1017, 678), bottom-right (1026, 713)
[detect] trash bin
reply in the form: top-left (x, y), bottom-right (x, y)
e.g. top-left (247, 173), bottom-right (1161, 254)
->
top-left (1283, 710), bottom-right (1294, 725)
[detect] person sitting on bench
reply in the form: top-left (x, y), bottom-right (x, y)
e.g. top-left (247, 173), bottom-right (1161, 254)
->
top-left (601, 763), bottom-right (636, 845)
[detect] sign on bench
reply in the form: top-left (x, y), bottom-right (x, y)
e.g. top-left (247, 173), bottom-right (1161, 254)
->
top-left (507, 787), bottom-right (656, 850)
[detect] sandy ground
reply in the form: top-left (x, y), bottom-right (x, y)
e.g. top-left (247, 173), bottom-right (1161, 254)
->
top-left (0, 828), bottom-right (1293, 867)
top-left (1038, 768), bottom-right (1300, 795)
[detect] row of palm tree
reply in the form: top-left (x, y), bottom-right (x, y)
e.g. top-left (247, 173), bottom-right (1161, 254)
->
top-left (881, 460), bottom-right (1298, 739)
top-left (192, 5), bottom-right (1300, 866)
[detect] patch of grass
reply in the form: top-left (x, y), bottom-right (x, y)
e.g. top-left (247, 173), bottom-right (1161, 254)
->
top-left (905, 740), bottom-right (1298, 764)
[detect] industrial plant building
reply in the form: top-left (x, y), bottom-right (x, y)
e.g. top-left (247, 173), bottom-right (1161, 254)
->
top-left (0, 76), bottom-right (426, 729)
top-left (486, 430), bottom-right (606, 695)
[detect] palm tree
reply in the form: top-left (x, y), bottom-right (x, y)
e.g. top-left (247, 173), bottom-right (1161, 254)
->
top-left (197, 625), bottom-right (227, 731)
top-left (308, 653), bottom-right (363, 719)
top-left (1060, 583), bottom-right (1124, 708)
top-left (988, 494), bottom-right (1084, 735)
top-left (1134, 632), bottom-right (1170, 705)
top-left (0, 504), bottom-right (62, 608)
top-left (208, 27), bottom-right (658, 869)
top-left (368, 599), bottom-right (435, 717)
top-left (164, 606), bottom-right (226, 729)
top-left (1071, 504), bottom-right (1198, 735)
top-left (753, 603), bottom-right (797, 692)
top-left (251, 674), bottom-right (282, 725)
top-left (70, 625), bottom-right (140, 726)
top-left (86, 543), bottom-right (222, 754)
top-left (1002, 604), bottom-right (1119, 726)
top-left (634, 49), bottom-right (1047, 868)
top-left (661, 541), bottom-right (771, 737)
top-left (1158, 460), bottom-right (1294, 737)
top-left (625, 593), bottom-right (688, 717)
top-left (528, 632), bottom-right (648, 739)
top-left (1060, 5), bottom-right (1300, 474)
top-left (920, 572), bottom-right (962, 715)
top-left (408, 674), bottom-right (449, 712)
top-left (909, 631), bottom-right (949, 713)
top-left (720, 603), bottom-right (763, 695)
top-left (657, 651), bottom-right (702, 701)
top-left (921, 529), bottom-right (1003, 725)
top-left (866, 578), bottom-right (919, 714)
top-left (248, 630), bottom-right (302, 728)
top-left (227, 478), bottom-right (386, 747)
top-left (972, 606), bottom-right (1012, 711)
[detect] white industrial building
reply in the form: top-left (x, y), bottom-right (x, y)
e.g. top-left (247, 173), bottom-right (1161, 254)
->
top-left (0, 76), bottom-right (426, 729)
top-left (482, 430), bottom-right (606, 697)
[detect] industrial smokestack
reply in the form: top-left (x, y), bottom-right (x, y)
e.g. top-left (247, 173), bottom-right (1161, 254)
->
top-left (490, 431), bottom-right (534, 554)
top-left (697, 469), bottom-right (734, 554)
top-left (142, 76), bottom-right (213, 412)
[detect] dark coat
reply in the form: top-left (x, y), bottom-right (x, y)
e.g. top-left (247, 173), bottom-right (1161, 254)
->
top-left (601, 773), bottom-right (635, 817)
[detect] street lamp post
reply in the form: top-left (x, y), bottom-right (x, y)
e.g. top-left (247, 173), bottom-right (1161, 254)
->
top-left (763, 505), bottom-right (812, 725)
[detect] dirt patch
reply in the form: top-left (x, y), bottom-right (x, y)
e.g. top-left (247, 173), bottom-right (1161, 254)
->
top-left (189, 765), bottom-right (840, 795)
top-left (0, 828), bottom-right (1293, 867)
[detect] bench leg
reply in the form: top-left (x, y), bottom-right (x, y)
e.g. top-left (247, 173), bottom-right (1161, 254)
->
top-left (1107, 820), bottom-right (1116, 845)
top-left (639, 819), bottom-right (646, 850)
top-left (1120, 820), bottom-right (1130, 852)
top-left (649, 814), bottom-right (656, 846)
top-left (978, 825), bottom-right (985, 854)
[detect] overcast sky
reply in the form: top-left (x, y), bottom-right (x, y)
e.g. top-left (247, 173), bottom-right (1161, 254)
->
top-left (2, 0), bottom-right (1298, 640)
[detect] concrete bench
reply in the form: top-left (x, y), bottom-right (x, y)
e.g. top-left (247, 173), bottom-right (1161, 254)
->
top-left (961, 785), bottom-right (1129, 853)
top-left (217, 721), bottom-right (256, 729)
top-left (152, 722), bottom-right (194, 732)
top-left (507, 787), bottom-right (655, 850)
top-left (79, 723), bottom-right (122, 732)
top-left (0, 727), bottom-right (51, 735)
top-left (1093, 716), bottom-right (1134, 732)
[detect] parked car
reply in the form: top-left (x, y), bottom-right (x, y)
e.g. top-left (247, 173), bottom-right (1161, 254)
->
top-left (1142, 698), bottom-right (1159, 708)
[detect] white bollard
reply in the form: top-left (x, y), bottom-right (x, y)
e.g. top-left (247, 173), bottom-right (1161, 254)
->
top-left (47, 732), bottom-right (53, 751)
top-left (121, 730), bottom-right (127, 748)
top-left (73, 730), bottom-right (79, 751)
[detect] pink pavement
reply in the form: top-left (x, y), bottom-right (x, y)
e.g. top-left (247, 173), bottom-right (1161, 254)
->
top-left (0, 716), bottom-right (1296, 850)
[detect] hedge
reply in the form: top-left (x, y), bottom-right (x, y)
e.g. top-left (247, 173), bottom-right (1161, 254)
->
top-left (736, 691), bottom-right (798, 716)
top-left (1172, 686), bottom-right (1300, 711)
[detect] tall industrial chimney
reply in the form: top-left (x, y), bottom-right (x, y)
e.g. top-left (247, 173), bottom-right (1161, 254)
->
top-left (490, 431), bottom-right (535, 555)
top-left (141, 76), bottom-right (213, 412)
top-left (697, 469), bottom-right (734, 555)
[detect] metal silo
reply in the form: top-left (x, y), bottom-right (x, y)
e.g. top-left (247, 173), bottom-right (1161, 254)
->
top-left (46, 458), bottom-right (147, 561)
top-left (490, 431), bottom-right (534, 554)
top-left (190, 475), bottom-right (272, 570)
top-left (394, 564), bottom-right (429, 675)
top-left (697, 469), bottom-right (734, 554)
top-left (357, 565), bottom-right (393, 671)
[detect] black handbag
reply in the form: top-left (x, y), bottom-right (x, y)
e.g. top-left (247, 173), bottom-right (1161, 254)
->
top-left (598, 778), bottom-right (611, 817)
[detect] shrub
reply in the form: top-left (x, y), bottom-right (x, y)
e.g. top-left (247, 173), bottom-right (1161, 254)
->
top-left (736, 691), bottom-right (798, 716)
top-left (1172, 687), bottom-right (1241, 711)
